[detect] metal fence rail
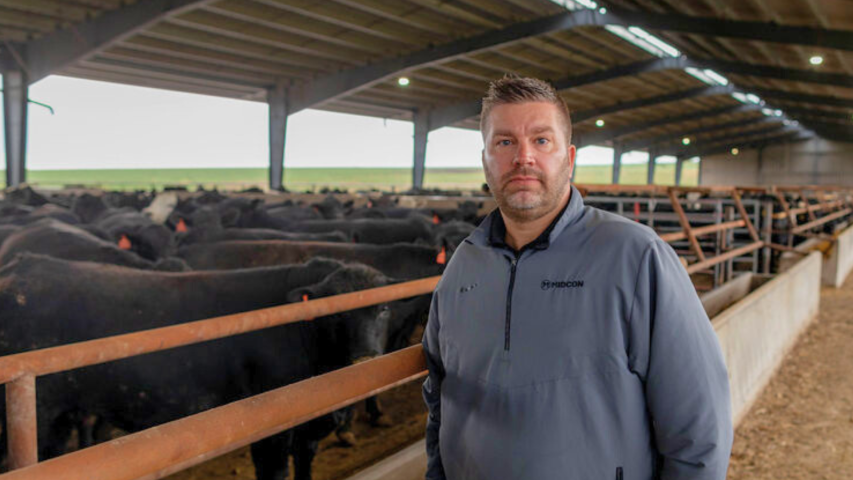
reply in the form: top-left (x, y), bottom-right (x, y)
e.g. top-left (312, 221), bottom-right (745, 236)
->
top-left (0, 275), bottom-right (440, 470)
top-left (0, 346), bottom-right (427, 480)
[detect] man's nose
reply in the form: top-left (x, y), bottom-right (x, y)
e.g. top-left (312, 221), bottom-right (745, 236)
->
top-left (513, 140), bottom-right (535, 166)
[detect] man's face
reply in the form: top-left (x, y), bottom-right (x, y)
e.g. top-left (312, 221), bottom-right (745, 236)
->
top-left (482, 101), bottom-right (576, 222)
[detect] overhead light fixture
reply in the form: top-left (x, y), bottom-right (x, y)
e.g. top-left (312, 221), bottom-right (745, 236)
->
top-left (731, 148), bottom-right (739, 156)
top-left (397, 77), bottom-right (410, 87)
top-left (595, 119), bottom-right (605, 127)
top-left (809, 55), bottom-right (823, 65)
top-left (599, 7), bottom-right (607, 14)
top-left (682, 137), bottom-right (691, 145)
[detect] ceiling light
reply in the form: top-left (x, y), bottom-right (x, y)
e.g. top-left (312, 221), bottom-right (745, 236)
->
top-left (809, 55), bottom-right (823, 65)
top-left (731, 148), bottom-right (739, 156)
top-left (682, 137), bottom-right (691, 145)
top-left (397, 77), bottom-right (410, 87)
top-left (595, 119), bottom-right (605, 127)
top-left (599, 7), bottom-right (607, 14)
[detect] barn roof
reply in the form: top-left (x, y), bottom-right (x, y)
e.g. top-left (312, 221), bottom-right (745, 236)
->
top-left (1, 0), bottom-right (851, 158)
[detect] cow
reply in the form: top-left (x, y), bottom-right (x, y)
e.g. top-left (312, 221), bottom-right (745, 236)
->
top-left (172, 206), bottom-right (347, 246)
top-left (178, 240), bottom-right (446, 279)
top-left (0, 254), bottom-right (398, 480)
top-left (0, 219), bottom-right (186, 271)
top-left (289, 216), bottom-right (435, 245)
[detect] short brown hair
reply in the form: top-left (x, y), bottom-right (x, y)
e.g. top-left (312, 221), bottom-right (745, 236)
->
top-left (480, 74), bottom-right (572, 144)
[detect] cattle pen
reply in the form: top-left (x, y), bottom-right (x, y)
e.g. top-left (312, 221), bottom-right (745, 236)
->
top-left (0, 183), bottom-right (850, 479)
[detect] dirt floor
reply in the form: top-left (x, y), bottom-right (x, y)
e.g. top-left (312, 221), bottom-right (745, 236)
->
top-left (167, 380), bottom-right (428, 480)
top-left (727, 279), bottom-right (853, 479)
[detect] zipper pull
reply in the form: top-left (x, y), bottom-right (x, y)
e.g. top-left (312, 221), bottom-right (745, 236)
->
top-left (616, 466), bottom-right (623, 480)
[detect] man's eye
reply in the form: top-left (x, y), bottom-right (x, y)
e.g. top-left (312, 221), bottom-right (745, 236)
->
top-left (536, 138), bottom-right (549, 144)
top-left (497, 139), bottom-right (512, 146)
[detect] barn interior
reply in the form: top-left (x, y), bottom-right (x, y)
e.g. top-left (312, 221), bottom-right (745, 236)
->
top-left (1, 1), bottom-right (853, 480)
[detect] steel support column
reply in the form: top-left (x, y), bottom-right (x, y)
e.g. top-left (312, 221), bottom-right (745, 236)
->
top-left (647, 147), bottom-right (658, 185)
top-left (675, 158), bottom-right (685, 186)
top-left (267, 83), bottom-right (287, 191)
top-left (612, 143), bottom-right (623, 184)
top-left (412, 109), bottom-right (429, 191)
top-left (3, 70), bottom-right (28, 188)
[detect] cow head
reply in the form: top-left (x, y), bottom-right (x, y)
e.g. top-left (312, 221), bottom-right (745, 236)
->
top-left (71, 194), bottom-right (108, 224)
top-left (286, 263), bottom-right (394, 366)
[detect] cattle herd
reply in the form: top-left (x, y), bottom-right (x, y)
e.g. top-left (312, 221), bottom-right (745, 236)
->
top-left (0, 186), bottom-right (484, 480)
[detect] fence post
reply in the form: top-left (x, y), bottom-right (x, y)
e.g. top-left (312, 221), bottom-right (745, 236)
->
top-left (6, 374), bottom-right (38, 469)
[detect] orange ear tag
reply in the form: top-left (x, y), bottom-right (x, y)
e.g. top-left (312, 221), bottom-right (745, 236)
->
top-left (432, 214), bottom-right (440, 225)
top-left (302, 294), bottom-right (314, 321)
top-left (176, 218), bottom-right (188, 232)
top-left (118, 235), bottom-right (132, 250)
top-left (436, 246), bottom-right (446, 265)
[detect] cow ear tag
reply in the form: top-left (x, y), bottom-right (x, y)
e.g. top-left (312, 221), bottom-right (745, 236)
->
top-left (176, 218), bottom-right (188, 232)
top-left (118, 235), bottom-right (132, 250)
top-left (432, 214), bottom-right (440, 225)
top-left (302, 294), bottom-right (314, 321)
top-left (436, 247), bottom-right (446, 265)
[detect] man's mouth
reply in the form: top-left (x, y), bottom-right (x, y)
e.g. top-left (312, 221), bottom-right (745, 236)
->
top-left (507, 176), bottom-right (540, 185)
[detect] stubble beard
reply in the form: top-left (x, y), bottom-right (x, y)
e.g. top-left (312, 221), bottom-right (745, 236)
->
top-left (486, 156), bottom-right (572, 223)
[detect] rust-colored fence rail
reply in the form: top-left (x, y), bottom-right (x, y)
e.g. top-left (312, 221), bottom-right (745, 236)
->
top-left (0, 275), bottom-right (440, 472)
top-left (0, 346), bottom-right (427, 480)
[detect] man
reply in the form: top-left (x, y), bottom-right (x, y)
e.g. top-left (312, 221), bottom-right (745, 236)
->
top-left (421, 75), bottom-right (733, 480)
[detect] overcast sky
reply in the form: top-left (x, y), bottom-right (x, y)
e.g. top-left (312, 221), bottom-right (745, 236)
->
top-left (2, 75), bottom-right (670, 171)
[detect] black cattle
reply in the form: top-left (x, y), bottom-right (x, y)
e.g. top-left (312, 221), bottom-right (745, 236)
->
top-left (173, 206), bottom-right (347, 246)
top-left (3, 185), bottom-right (49, 206)
top-left (0, 203), bottom-right (81, 226)
top-left (96, 211), bottom-right (175, 261)
top-left (435, 220), bottom-right (476, 252)
top-left (333, 292), bottom-right (434, 443)
top-left (0, 219), bottom-right (185, 271)
top-left (0, 225), bottom-right (18, 247)
top-left (178, 240), bottom-right (446, 279)
top-left (290, 216), bottom-right (434, 245)
top-left (71, 193), bottom-right (112, 224)
top-left (265, 205), bottom-right (323, 222)
top-left (310, 195), bottom-right (348, 220)
top-left (0, 254), bottom-right (396, 480)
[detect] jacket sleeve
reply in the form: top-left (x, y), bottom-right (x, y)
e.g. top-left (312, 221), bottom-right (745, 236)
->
top-left (422, 290), bottom-right (447, 480)
top-left (627, 239), bottom-right (733, 480)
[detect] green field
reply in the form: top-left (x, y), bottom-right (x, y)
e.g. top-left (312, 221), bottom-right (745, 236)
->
top-left (3, 162), bottom-right (698, 192)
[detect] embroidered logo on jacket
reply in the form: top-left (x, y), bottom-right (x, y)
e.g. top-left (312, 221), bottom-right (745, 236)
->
top-left (541, 279), bottom-right (584, 290)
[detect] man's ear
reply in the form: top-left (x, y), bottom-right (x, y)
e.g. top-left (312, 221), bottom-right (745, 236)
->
top-left (567, 144), bottom-right (577, 179)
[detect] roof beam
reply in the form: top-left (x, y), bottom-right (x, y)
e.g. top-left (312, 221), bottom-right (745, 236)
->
top-left (621, 116), bottom-right (774, 151)
top-left (749, 88), bottom-right (853, 109)
top-left (781, 106), bottom-right (853, 121)
top-left (575, 104), bottom-right (760, 148)
top-left (427, 54), bottom-right (853, 130)
top-left (287, 8), bottom-right (609, 113)
top-left (17, 0), bottom-right (214, 83)
top-left (573, 85), bottom-right (734, 124)
top-left (607, 5), bottom-right (853, 53)
top-left (700, 58), bottom-right (853, 89)
top-left (288, 5), bottom-right (853, 113)
top-left (671, 132), bottom-right (812, 159)
top-left (429, 56), bottom-right (687, 130)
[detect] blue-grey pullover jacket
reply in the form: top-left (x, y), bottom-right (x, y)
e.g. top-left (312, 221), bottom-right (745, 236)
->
top-left (422, 185), bottom-right (733, 480)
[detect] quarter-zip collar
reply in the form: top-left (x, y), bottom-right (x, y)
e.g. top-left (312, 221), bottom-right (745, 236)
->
top-left (468, 184), bottom-right (586, 252)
